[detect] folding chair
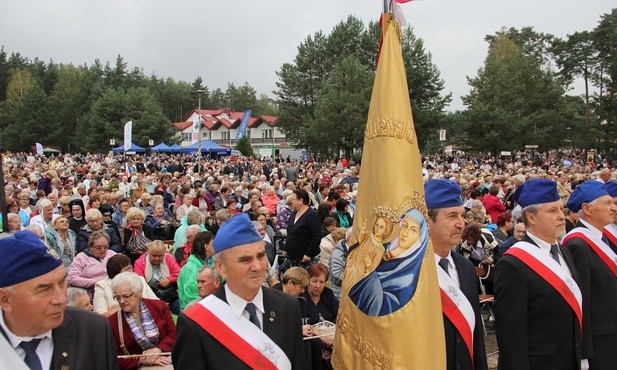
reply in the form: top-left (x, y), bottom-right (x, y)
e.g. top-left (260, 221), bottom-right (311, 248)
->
top-left (476, 265), bottom-right (495, 337)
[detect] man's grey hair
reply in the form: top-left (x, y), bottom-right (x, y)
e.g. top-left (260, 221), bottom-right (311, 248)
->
top-left (197, 265), bottom-right (221, 283)
top-left (111, 272), bottom-right (143, 296)
top-left (520, 204), bottom-right (540, 227)
top-left (67, 287), bottom-right (89, 307)
top-left (186, 224), bottom-right (201, 237)
top-left (577, 196), bottom-right (603, 218)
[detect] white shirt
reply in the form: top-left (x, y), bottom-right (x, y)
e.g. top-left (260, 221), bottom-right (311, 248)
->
top-left (527, 231), bottom-right (572, 278)
top-left (0, 311), bottom-right (53, 369)
top-left (224, 284), bottom-right (264, 329)
top-left (579, 218), bottom-right (604, 240)
top-left (434, 251), bottom-right (461, 289)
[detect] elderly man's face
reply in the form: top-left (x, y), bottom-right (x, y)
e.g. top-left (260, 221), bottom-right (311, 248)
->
top-left (586, 195), bottom-right (616, 228)
top-left (529, 201), bottom-right (565, 243)
top-left (215, 241), bottom-right (267, 301)
top-left (513, 223), bottom-right (526, 241)
top-left (197, 269), bottom-right (220, 298)
top-left (0, 266), bottom-right (67, 336)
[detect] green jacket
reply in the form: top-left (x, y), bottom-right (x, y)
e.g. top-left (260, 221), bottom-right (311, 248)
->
top-left (177, 254), bottom-right (205, 311)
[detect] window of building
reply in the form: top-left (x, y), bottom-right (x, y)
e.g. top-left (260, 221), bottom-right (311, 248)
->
top-left (221, 131), bottom-right (230, 140)
top-left (261, 129), bottom-right (273, 139)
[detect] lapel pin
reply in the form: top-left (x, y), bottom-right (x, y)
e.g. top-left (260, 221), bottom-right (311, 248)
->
top-left (269, 311), bottom-right (276, 321)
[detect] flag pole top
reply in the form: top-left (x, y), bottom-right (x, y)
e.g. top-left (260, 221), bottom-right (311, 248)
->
top-left (383, 0), bottom-right (391, 13)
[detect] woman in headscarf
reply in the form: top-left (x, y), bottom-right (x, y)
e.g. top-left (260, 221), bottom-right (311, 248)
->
top-left (68, 198), bottom-right (87, 234)
top-left (107, 272), bottom-right (176, 370)
top-left (348, 208), bottom-right (429, 317)
top-left (133, 240), bottom-right (181, 314)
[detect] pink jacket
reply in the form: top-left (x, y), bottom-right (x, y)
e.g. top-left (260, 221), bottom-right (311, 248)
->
top-left (68, 250), bottom-right (116, 293)
top-left (133, 252), bottom-right (180, 284)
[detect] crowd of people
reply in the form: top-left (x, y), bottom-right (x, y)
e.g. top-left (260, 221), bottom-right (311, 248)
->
top-left (1, 148), bottom-right (616, 369)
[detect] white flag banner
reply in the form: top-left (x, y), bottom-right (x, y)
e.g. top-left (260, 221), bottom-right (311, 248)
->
top-left (192, 115), bottom-right (201, 143)
top-left (124, 121), bottom-right (133, 151)
top-left (35, 142), bottom-right (44, 156)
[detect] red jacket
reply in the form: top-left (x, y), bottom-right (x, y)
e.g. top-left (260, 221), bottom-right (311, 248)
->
top-left (108, 298), bottom-right (177, 370)
top-left (482, 194), bottom-right (505, 223)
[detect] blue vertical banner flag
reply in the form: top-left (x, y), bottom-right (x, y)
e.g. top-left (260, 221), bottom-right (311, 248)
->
top-left (235, 109), bottom-right (252, 140)
top-left (123, 121), bottom-right (132, 152)
top-left (35, 143), bottom-right (44, 156)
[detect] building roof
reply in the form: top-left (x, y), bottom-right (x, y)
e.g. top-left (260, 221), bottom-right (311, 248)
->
top-left (171, 109), bottom-right (278, 132)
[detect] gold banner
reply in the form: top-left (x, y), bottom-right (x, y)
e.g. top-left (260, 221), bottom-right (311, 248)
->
top-left (332, 13), bottom-right (446, 370)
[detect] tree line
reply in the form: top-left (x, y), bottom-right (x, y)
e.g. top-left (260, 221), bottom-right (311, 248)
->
top-left (0, 54), bottom-right (276, 152)
top-left (275, 10), bottom-right (617, 158)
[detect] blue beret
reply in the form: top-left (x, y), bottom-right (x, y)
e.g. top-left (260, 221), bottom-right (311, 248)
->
top-left (0, 231), bottom-right (63, 287)
top-left (213, 213), bottom-right (263, 254)
top-left (424, 179), bottom-right (464, 209)
top-left (567, 180), bottom-right (610, 212)
top-left (605, 181), bottom-right (617, 197)
top-left (513, 179), bottom-right (560, 208)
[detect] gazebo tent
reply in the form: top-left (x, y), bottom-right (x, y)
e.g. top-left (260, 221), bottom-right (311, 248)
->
top-left (151, 142), bottom-right (171, 152)
top-left (168, 144), bottom-right (182, 153)
top-left (111, 143), bottom-right (146, 153)
top-left (181, 140), bottom-right (231, 155)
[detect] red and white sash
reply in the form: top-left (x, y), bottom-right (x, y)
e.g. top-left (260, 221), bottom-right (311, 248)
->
top-left (184, 295), bottom-right (291, 370)
top-left (505, 242), bottom-right (583, 331)
top-left (564, 227), bottom-right (617, 278)
top-left (603, 223), bottom-right (617, 251)
top-left (437, 263), bottom-right (475, 364)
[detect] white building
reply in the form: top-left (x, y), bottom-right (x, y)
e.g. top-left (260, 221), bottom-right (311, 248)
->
top-left (172, 109), bottom-right (304, 158)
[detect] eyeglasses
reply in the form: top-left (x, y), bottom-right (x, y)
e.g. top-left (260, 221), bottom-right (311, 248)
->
top-left (112, 293), bottom-right (134, 302)
top-left (91, 244), bottom-right (109, 251)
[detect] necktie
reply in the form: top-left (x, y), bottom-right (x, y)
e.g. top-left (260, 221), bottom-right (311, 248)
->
top-left (550, 244), bottom-right (561, 265)
top-left (20, 338), bottom-right (42, 370)
top-left (438, 258), bottom-right (450, 276)
top-left (245, 303), bottom-right (261, 330)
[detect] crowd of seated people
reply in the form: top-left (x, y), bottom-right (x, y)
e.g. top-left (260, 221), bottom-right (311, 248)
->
top-left (2, 148), bottom-right (617, 368)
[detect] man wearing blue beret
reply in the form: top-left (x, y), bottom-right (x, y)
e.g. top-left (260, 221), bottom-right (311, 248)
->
top-left (173, 213), bottom-right (305, 369)
top-left (562, 180), bottom-right (617, 369)
top-left (425, 179), bottom-right (488, 370)
top-left (494, 179), bottom-right (585, 370)
top-left (0, 231), bottom-right (119, 370)
top-left (601, 181), bottom-right (617, 254)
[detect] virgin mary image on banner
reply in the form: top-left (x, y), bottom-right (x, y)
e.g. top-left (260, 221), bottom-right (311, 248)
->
top-left (348, 207), bottom-right (429, 316)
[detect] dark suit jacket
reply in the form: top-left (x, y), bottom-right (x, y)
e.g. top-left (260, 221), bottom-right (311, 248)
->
top-left (108, 299), bottom-right (176, 370)
top-left (52, 307), bottom-right (120, 370)
top-left (172, 286), bottom-right (306, 369)
top-left (444, 251), bottom-right (488, 370)
top-left (494, 235), bottom-right (582, 370)
top-left (563, 222), bottom-right (617, 369)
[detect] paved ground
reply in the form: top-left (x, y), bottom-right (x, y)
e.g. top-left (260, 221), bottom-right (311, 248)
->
top-left (482, 309), bottom-right (499, 369)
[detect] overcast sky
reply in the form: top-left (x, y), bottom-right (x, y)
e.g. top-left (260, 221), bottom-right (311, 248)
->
top-left (1, 1), bottom-right (614, 111)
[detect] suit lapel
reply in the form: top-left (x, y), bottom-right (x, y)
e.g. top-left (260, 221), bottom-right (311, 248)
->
top-left (451, 253), bottom-right (476, 304)
top-left (262, 288), bottom-right (279, 341)
top-left (51, 312), bottom-right (76, 370)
